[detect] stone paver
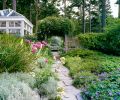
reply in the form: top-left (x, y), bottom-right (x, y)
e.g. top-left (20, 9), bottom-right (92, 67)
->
top-left (52, 52), bottom-right (83, 100)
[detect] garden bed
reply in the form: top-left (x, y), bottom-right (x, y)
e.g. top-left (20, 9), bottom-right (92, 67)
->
top-left (62, 49), bottom-right (120, 100)
top-left (0, 34), bottom-right (58, 100)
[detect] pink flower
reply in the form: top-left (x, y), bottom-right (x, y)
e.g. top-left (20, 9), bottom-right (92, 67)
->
top-left (42, 41), bottom-right (48, 46)
top-left (45, 59), bottom-right (48, 63)
top-left (36, 42), bottom-right (41, 45)
top-left (31, 46), bottom-right (37, 53)
top-left (25, 40), bottom-right (31, 44)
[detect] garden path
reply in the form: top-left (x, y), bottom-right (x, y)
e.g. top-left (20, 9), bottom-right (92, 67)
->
top-left (52, 52), bottom-right (83, 100)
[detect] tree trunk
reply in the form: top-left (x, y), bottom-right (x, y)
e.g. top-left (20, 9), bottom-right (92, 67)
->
top-left (12, 0), bottom-right (16, 11)
top-left (119, 4), bottom-right (120, 18)
top-left (63, 0), bottom-right (67, 17)
top-left (89, 0), bottom-right (91, 33)
top-left (3, 0), bottom-right (7, 9)
top-left (30, 4), bottom-right (32, 22)
top-left (82, 0), bottom-right (85, 33)
top-left (35, 10), bottom-right (38, 34)
top-left (34, 0), bottom-right (39, 34)
top-left (101, 0), bottom-right (106, 31)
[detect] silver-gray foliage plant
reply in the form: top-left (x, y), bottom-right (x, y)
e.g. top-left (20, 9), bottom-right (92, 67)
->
top-left (0, 73), bottom-right (40, 100)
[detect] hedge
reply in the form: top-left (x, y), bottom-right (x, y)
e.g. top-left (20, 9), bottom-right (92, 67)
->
top-left (37, 16), bottom-right (75, 39)
top-left (78, 27), bottom-right (120, 55)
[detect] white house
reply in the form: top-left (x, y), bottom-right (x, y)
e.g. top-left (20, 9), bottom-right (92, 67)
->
top-left (0, 9), bottom-right (33, 36)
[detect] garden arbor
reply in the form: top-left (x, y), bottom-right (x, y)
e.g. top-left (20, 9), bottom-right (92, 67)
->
top-left (37, 17), bottom-right (79, 51)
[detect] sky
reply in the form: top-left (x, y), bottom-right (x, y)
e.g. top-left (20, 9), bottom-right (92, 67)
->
top-left (110, 0), bottom-right (118, 17)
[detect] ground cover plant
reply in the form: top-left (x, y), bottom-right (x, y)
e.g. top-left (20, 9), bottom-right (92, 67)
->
top-left (82, 70), bottom-right (120, 100)
top-left (63, 49), bottom-right (120, 99)
top-left (0, 73), bottom-right (38, 100)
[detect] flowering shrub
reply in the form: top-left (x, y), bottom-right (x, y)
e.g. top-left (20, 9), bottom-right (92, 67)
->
top-left (25, 39), bottom-right (48, 54)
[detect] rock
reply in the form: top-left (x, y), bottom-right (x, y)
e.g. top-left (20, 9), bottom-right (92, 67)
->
top-left (76, 93), bottom-right (83, 100)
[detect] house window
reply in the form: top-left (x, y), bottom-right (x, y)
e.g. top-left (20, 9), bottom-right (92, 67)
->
top-left (9, 29), bottom-right (20, 34)
top-left (0, 21), bottom-right (6, 27)
top-left (15, 21), bottom-right (21, 27)
top-left (9, 21), bottom-right (14, 27)
top-left (24, 23), bottom-right (27, 28)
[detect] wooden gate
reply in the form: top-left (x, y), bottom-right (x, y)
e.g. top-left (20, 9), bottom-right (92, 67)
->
top-left (65, 35), bottom-right (79, 51)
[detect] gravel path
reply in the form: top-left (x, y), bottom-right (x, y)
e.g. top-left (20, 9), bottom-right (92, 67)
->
top-left (52, 52), bottom-right (83, 100)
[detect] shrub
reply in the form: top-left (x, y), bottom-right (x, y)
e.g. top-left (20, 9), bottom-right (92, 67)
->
top-left (0, 72), bottom-right (36, 88)
top-left (0, 73), bottom-right (40, 100)
top-left (73, 71), bottom-right (98, 88)
top-left (40, 77), bottom-right (57, 99)
top-left (24, 35), bottom-right (37, 42)
top-left (78, 23), bottom-right (120, 55)
top-left (37, 57), bottom-right (49, 68)
top-left (50, 36), bottom-right (63, 47)
top-left (63, 49), bottom-right (101, 58)
top-left (50, 36), bottom-right (64, 51)
top-left (82, 70), bottom-right (120, 100)
top-left (65, 57), bottom-right (82, 76)
top-left (37, 16), bottom-right (75, 39)
top-left (35, 67), bottom-right (57, 99)
top-left (64, 49), bottom-right (120, 74)
top-left (0, 35), bottom-right (36, 73)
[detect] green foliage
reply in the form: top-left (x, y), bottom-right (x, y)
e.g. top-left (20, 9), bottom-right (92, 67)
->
top-left (50, 36), bottom-right (64, 51)
top-left (50, 36), bottom-right (63, 47)
top-left (35, 67), bottom-right (57, 99)
top-left (63, 49), bottom-right (100, 58)
top-left (64, 49), bottom-right (120, 89)
top-left (40, 77), bottom-right (57, 99)
top-left (82, 70), bottom-right (120, 100)
top-left (0, 73), bottom-right (39, 100)
top-left (65, 57), bottom-right (82, 76)
top-left (24, 35), bottom-right (37, 42)
top-left (40, 3), bottom-right (59, 19)
top-left (0, 72), bottom-right (36, 88)
top-left (65, 49), bottom-right (120, 74)
top-left (0, 35), bottom-right (36, 73)
top-left (73, 71), bottom-right (98, 88)
top-left (79, 30), bottom-right (120, 55)
top-left (37, 57), bottom-right (48, 68)
top-left (37, 16), bottom-right (75, 39)
top-left (106, 17), bottom-right (120, 32)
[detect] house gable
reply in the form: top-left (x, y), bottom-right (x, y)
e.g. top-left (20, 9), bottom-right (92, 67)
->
top-left (0, 9), bottom-right (24, 17)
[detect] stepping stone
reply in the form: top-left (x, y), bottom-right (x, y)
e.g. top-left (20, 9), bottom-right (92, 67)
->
top-left (62, 93), bottom-right (77, 100)
top-left (63, 79), bottom-right (72, 86)
top-left (64, 86), bottom-right (80, 95)
top-left (76, 93), bottom-right (83, 100)
top-left (58, 81), bottom-right (65, 87)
